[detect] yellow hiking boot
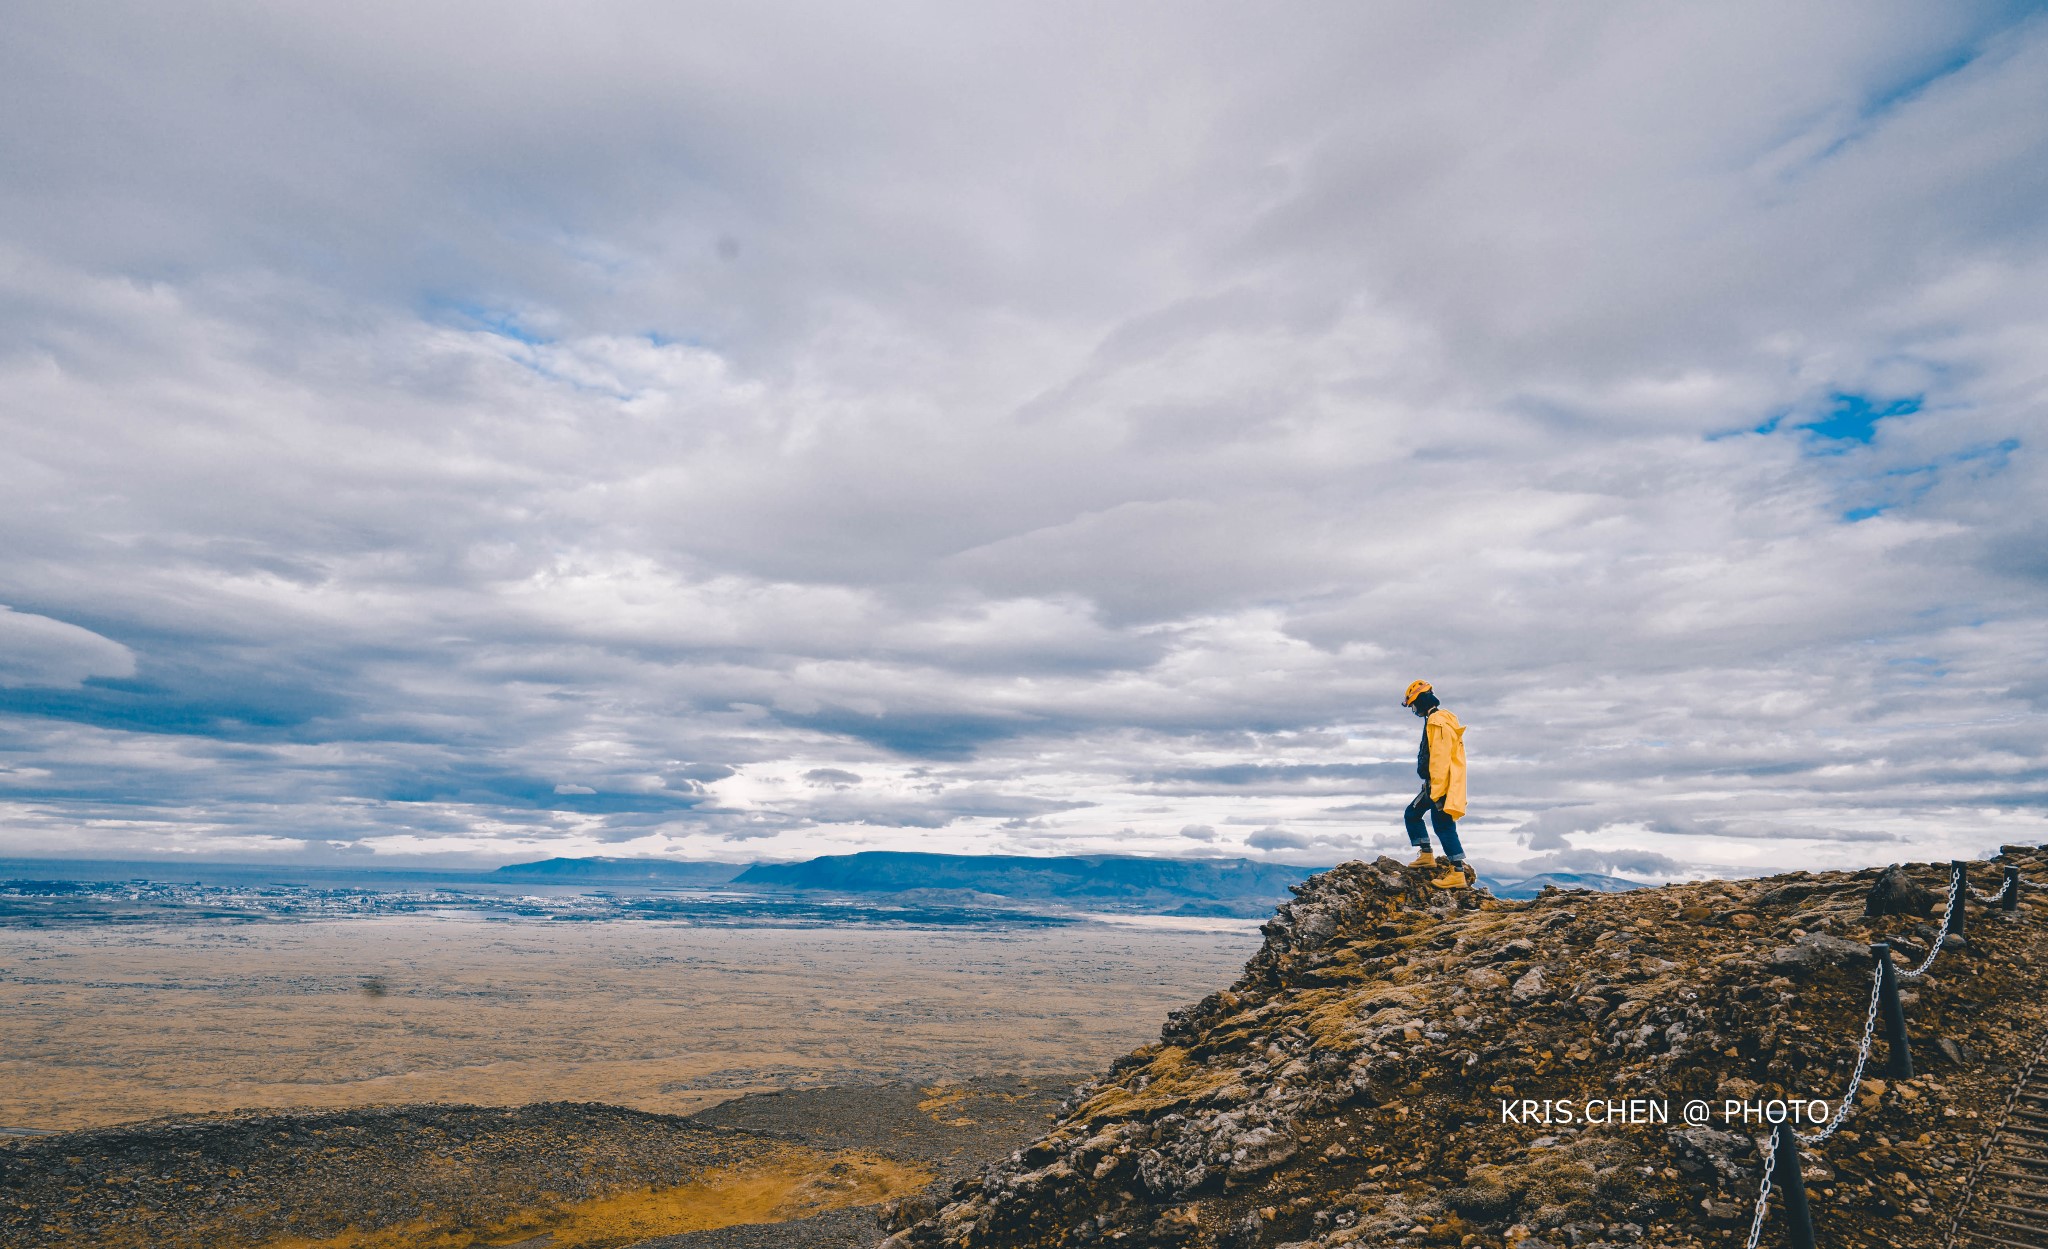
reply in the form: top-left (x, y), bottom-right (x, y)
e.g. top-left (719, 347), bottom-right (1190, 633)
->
top-left (1430, 864), bottom-right (1471, 890)
top-left (1407, 848), bottom-right (1437, 869)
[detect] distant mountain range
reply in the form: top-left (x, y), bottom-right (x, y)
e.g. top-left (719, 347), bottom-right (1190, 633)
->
top-left (1480, 870), bottom-right (1646, 899)
top-left (494, 851), bottom-right (1325, 916)
top-left (492, 857), bottom-right (746, 884)
top-left (491, 853), bottom-right (1647, 912)
top-left (733, 852), bottom-right (1327, 916)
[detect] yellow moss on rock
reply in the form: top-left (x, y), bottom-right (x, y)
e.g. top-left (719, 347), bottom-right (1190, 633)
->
top-left (1073, 1046), bottom-right (1240, 1122)
top-left (252, 1146), bottom-right (930, 1249)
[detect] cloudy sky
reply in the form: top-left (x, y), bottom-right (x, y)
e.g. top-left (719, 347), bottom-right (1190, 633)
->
top-left (2, 3), bottom-right (2044, 880)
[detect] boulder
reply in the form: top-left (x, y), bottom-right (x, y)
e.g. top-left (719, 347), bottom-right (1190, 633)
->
top-left (1865, 865), bottom-right (1935, 918)
top-left (1767, 932), bottom-right (1869, 972)
top-left (1669, 1126), bottom-right (1757, 1185)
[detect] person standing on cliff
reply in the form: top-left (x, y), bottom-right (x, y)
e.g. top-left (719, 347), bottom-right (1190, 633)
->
top-left (1401, 680), bottom-right (1472, 889)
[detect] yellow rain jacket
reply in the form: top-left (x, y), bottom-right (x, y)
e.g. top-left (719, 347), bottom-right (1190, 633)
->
top-left (1426, 709), bottom-right (1467, 819)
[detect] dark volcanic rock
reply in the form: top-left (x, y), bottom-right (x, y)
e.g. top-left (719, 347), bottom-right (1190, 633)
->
top-left (1865, 864), bottom-right (1937, 917)
top-left (886, 848), bottom-right (2048, 1249)
top-left (641, 1206), bottom-right (888, 1249)
top-left (1767, 930), bottom-right (1871, 971)
top-left (0, 1102), bottom-right (772, 1249)
top-left (0, 1084), bottom-right (1078, 1249)
top-left (686, 1077), bottom-right (1076, 1190)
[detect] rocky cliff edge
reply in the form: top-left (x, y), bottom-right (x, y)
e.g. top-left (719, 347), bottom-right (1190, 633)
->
top-left (883, 846), bottom-right (2048, 1249)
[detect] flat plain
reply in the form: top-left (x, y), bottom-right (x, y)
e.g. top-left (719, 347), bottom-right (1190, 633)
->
top-left (0, 914), bottom-right (1260, 1131)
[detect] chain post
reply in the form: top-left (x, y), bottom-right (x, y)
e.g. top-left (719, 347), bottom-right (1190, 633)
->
top-left (1776, 1119), bottom-right (1817, 1249)
top-left (1873, 941), bottom-right (1913, 1080)
top-left (2002, 865), bottom-right (2020, 912)
top-left (1950, 861), bottom-right (1967, 938)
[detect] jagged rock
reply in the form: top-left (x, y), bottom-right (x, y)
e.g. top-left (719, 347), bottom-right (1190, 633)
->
top-left (1767, 931), bottom-right (1869, 971)
top-left (1865, 865), bottom-right (1936, 917)
top-left (1240, 858), bottom-right (1483, 989)
top-left (879, 1192), bottom-right (938, 1229)
top-left (1668, 1125), bottom-right (1756, 1185)
top-left (1884, 935), bottom-right (1928, 963)
top-left (886, 846), bottom-right (2048, 1249)
top-left (1751, 880), bottom-right (1820, 908)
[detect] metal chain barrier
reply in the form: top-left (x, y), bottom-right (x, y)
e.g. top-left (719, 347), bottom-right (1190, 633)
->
top-left (1967, 880), bottom-right (2007, 905)
top-left (1744, 1127), bottom-right (1780, 1249)
top-left (1739, 860), bottom-right (2030, 1246)
top-left (1743, 952), bottom-right (1889, 1249)
top-left (1898, 866), bottom-right (1960, 981)
top-left (1968, 873), bottom-right (2014, 905)
top-left (1796, 965), bottom-right (1884, 1147)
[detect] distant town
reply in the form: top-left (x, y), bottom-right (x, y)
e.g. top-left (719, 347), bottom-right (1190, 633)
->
top-left (0, 851), bottom-right (1638, 929)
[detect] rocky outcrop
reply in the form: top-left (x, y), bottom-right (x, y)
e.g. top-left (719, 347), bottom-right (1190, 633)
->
top-left (1864, 865), bottom-right (1938, 918)
top-left (884, 847), bottom-right (2048, 1249)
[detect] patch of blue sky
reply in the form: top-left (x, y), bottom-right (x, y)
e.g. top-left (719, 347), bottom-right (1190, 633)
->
top-left (422, 297), bottom-right (657, 401)
top-left (1837, 437), bottom-right (2020, 522)
top-left (1801, 392), bottom-right (1923, 445)
top-left (1838, 461), bottom-right (1937, 521)
top-left (423, 296), bottom-right (552, 345)
top-left (1861, 48), bottom-right (1982, 124)
top-left (1785, 43), bottom-right (1988, 177)
top-left (1711, 391), bottom-right (1921, 445)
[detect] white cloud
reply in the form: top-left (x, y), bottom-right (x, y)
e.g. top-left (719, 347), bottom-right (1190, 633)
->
top-left (0, 608), bottom-right (136, 689)
top-left (1245, 827), bottom-right (1310, 852)
top-left (0, 5), bottom-right (2041, 875)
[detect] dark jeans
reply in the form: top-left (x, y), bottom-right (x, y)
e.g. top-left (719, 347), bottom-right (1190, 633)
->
top-left (1404, 787), bottom-right (1464, 861)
